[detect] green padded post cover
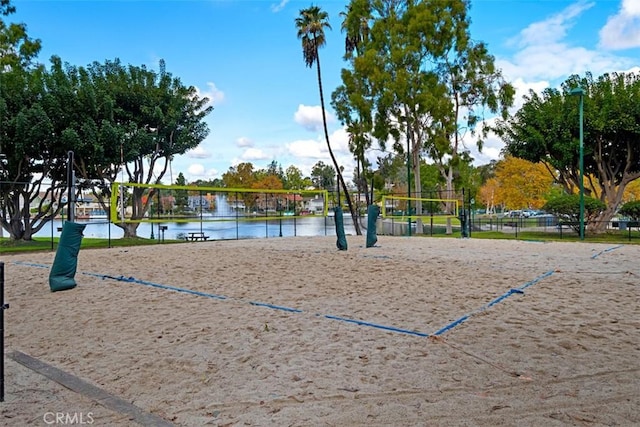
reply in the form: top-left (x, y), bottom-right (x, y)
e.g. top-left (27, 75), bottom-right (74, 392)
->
top-left (366, 204), bottom-right (380, 248)
top-left (49, 222), bottom-right (86, 292)
top-left (334, 206), bottom-right (348, 251)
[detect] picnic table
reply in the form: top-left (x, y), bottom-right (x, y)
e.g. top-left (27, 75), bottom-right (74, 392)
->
top-left (187, 232), bottom-right (209, 241)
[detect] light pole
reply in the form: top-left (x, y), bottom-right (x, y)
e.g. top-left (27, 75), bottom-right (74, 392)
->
top-left (570, 87), bottom-right (585, 240)
top-left (406, 138), bottom-right (411, 237)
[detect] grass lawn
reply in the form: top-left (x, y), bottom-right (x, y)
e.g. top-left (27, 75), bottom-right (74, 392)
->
top-left (0, 237), bottom-right (184, 254)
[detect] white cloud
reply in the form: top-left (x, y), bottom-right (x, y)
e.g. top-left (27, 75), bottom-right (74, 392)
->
top-left (187, 163), bottom-right (218, 179)
top-left (186, 145), bottom-right (211, 159)
top-left (482, 0), bottom-right (639, 165)
top-left (270, 0), bottom-right (289, 13)
top-left (286, 129), bottom-right (350, 160)
top-left (196, 82), bottom-right (225, 107)
top-left (287, 139), bottom-right (326, 158)
top-left (509, 1), bottom-right (594, 48)
top-left (510, 78), bottom-right (551, 111)
top-left (599, 0), bottom-right (640, 50)
top-left (499, 1), bottom-right (632, 82)
top-left (468, 128), bottom-right (505, 166)
top-left (294, 104), bottom-right (334, 132)
top-left (285, 129), bottom-right (356, 183)
top-left (236, 137), bottom-right (253, 148)
top-left (328, 127), bottom-right (351, 153)
top-left (188, 163), bottom-right (203, 176)
top-left (463, 77), bottom-right (554, 165)
top-left (241, 148), bottom-right (270, 161)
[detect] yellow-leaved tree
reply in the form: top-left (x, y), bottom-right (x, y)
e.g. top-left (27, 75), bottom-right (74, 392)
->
top-left (489, 156), bottom-right (554, 210)
top-left (478, 178), bottom-right (500, 215)
top-left (623, 179), bottom-right (640, 202)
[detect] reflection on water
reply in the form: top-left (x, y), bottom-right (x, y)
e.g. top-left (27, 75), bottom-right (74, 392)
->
top-left (35, 216), bottom-right (357, 241)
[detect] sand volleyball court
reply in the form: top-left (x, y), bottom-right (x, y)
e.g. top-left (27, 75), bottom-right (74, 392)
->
top-left (1, 236), bottom-right (638, 426)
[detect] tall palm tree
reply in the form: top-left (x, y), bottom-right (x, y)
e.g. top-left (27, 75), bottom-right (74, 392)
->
top-left (296, 5), bottom-right (361, 235)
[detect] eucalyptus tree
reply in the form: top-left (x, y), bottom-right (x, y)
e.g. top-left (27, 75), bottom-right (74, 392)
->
top-left (337, 0), bottom-right (513, 233)
top-left (336, 0), bottom-right (444, 233)
top-left (295, 5), bottom-right (361, 234)
top-left (332, 1), bottom-right (376, 205)
top-left (500, 71), bottom-right (640, 230)
top-left (430, 33), bottom-right (513, 233)
top-left (332, 79), bottom-right (375, 205)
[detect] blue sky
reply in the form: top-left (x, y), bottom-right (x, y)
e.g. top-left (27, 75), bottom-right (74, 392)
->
top-left (12, 0), bottom-right (640, 184)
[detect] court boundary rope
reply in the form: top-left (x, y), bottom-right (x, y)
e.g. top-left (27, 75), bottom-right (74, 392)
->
top-left (12, 261), bottom-right (556, 338)
top-left (432, 270), bottom-right (555, 336)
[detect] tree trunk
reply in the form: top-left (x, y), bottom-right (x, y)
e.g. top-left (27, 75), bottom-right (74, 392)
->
top-left (120, 222), bottom-right (141, 238)
top-left (408, 121), bottom-right (423, 235)
top-left (315, 49), bottom-right (362, 235)
top-left (5, 193), bottom-right (31, 240)
top-left (445, 166), bottom-right (454, 235)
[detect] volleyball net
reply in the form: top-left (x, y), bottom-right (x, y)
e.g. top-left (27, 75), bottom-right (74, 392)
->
top-left (109, 182), bottom-right (329, 223)
top-left (381, 195), bottom-right (459, 221)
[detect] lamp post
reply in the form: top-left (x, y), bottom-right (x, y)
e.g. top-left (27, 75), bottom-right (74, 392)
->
top-left (570, 87), bottom-right (585, 240)
top-left (406, 138), bottom-right (411, 237)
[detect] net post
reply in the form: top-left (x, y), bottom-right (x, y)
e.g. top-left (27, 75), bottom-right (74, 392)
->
top-left (0, 261), bottom-right (7, 402)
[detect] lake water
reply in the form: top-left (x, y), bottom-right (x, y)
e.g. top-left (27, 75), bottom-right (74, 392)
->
top-left (34, 215), bottom-right (357, 241)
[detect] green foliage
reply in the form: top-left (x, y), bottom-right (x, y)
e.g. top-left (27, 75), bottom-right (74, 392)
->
top-left (0, 2), bottom-right (57, 240)
top-left (543, 194), bottom-right (606, 232)
top-left (500, 71), bottom-right (640, 225)
top-left (295, 5), bottom-right (330, 69)
top-left (174, 172), bottom-right (189, 210)
top-left (297, 5), bottom-right (360, 234)
top-left (336, 0), bottom-right (513, 224)
top-left (618, 200), bottom-right (640, 220)
top-left (283, 165), bottom-right (309, 190)
top-left (222, 162), bottom-right (255, 188)
top-left (0, 0), bottom-right (41, 70)
top-left (191, 178), bottom-right (224, 187)
top-left (419, 162), bottom-right (444, 193)
top-left (266, 160), bottom-right (284, 181)
top-left (310, 161), bottom-right (335, 190)
top-left (0, 51), bottom-right (212, 240)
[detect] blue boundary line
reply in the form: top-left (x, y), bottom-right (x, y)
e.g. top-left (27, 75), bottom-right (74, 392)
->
top-left (249, 301), bottom-right (302, 313)
top-left (591, 245), bottom-right (623, 259)
top-left (432, 270), bottom-right (555, 336)
top-left (12, 261), bottom-right (427, 336)
top-left (323, 314), bottom-right (429, 337)
top-left (87, 272), bottom-right (425, 335)
top-left (12, 261), bottom-right (50, 269)
top-left (82, 272), bottom-right (227, 300)
top-left (12, 262), bottom-right (554, 339)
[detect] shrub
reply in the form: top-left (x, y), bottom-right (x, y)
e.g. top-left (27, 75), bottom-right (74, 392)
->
top-left (543, 194), bottom-right (606, 234)
top-left (618, 200), bottom-right (640, 220)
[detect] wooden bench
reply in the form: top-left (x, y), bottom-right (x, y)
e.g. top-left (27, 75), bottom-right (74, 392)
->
top-left (187, 232), bottom-right (210, 241)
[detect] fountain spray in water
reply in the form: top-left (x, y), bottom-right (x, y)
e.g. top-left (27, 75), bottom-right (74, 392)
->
top-left (214, 195), bottom-right (233, 217)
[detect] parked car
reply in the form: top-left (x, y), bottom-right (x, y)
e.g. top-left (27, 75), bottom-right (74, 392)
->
top-left (509, 210), bottom-right (529, 218)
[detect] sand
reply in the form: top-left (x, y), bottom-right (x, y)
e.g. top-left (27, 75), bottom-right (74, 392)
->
top-left (0, 235), bottom-right (638, 426)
